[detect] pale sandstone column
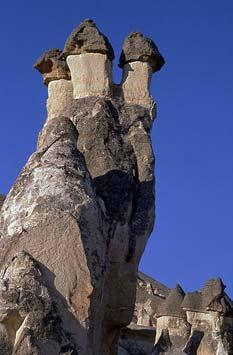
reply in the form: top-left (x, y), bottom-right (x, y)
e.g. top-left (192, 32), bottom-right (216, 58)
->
top-left (121, 61), bottom-right (154, 110)
top-left (46, 80), bottom-right (73, 120)
top-left (66, 53), bottom-right (112, 99)
top-left (119, 32), bottom-right (165, 113)
top-left (63, 19), bottom-right (114, 99)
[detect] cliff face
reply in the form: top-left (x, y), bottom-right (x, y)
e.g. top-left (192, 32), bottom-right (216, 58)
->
top-left (0, 20), bottom-right (164, 354)
top-left (119, 273), bottom-right (233, 355)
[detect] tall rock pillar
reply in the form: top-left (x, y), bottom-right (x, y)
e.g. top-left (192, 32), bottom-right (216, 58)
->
top-left (0, 19), bottom-right (164, 355)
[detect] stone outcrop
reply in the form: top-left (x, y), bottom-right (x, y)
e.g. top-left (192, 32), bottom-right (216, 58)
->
top-left (0, 19), bottom-right (164, 354)
top-left (0, 116), bottom-right (107, 353)
top-left (118, 275), bottom-right (233, 355)
top-left (0, 195), bottom-right (5, 210)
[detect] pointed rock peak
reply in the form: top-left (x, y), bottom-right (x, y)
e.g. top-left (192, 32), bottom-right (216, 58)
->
top-left (202, 278), bottom-right (229, 312)
top-left (80, 18), bottom-right (95, 26)
top-left (33, 48), bottom-right (70, 85)
top-left (182, 278), bottom-right (232, 314)
top-left (167, 284), bottom-right (186, 304)
top-left (63, 19), bottom-right (115, 60)
top-left (174, 284), bottom-right (186, 297)
top-left (157, 284), bottom-right (186, 318)
top-left (119, 32), bottom-right (165, 72)
top-left (202, 278), bottom-right (225, 298)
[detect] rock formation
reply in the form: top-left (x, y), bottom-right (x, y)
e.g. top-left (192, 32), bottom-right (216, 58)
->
top-left (0, 195), bottom-right (5, 211)
top-left (118, 274), bottom-right (233, 354)
top-left (1, 19), bottom-right (232, 355)
top-left (0, 19), bottom-right (164, 354)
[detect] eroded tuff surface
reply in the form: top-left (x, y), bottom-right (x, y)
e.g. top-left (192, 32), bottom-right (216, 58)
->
top-left (0, 116), bottom-right (107, 353)
top-left (118, 274), bottom-right (233, 355)
top-left (0, 19), bottom-right (164, 354)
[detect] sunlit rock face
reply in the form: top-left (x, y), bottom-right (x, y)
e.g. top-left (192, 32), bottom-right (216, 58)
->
top-left (0, 19), bottom-right (164, 354)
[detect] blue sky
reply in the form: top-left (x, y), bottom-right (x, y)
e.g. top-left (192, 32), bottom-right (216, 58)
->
top-left (0, 0), bottom-right (233, 296)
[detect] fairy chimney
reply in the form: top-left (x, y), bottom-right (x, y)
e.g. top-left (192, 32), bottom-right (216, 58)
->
top-left (0, 19), bottom-right (164, 355)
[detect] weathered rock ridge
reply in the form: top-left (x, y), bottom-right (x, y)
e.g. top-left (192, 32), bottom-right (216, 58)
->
top-left (0, 19), bottom-right (164, 354)
top-left (118, 273), bottom-right (233, 355)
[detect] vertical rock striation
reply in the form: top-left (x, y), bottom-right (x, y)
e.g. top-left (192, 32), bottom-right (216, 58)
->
top-left (0, 19), bottom-right (164, 354)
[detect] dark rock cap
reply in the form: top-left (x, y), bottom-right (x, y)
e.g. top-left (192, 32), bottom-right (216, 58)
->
top-left (182, 278), bottom-right (233, 314)
top-left (157, 284), bottom-right (187, 318)
top-left (119, 32), bottom-right (165, 72)
top-left (63, 19), bottom-right (114, 60)
top-left (34, 48), bottom-right (70, 86)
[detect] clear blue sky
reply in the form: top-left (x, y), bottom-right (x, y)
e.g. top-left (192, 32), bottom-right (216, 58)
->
top-left (1, 0), bottom-right (233, 296)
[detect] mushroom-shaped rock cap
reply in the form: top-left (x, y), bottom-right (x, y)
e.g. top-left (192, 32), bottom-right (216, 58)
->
top-left (34, 48), bottom-right (70, 86)
top-left (119, 32), bottom-right (165, 72)
top-left (157, 284), bottom-right (186, 318)
top-left (63, 19), bottom-right (114, 60)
